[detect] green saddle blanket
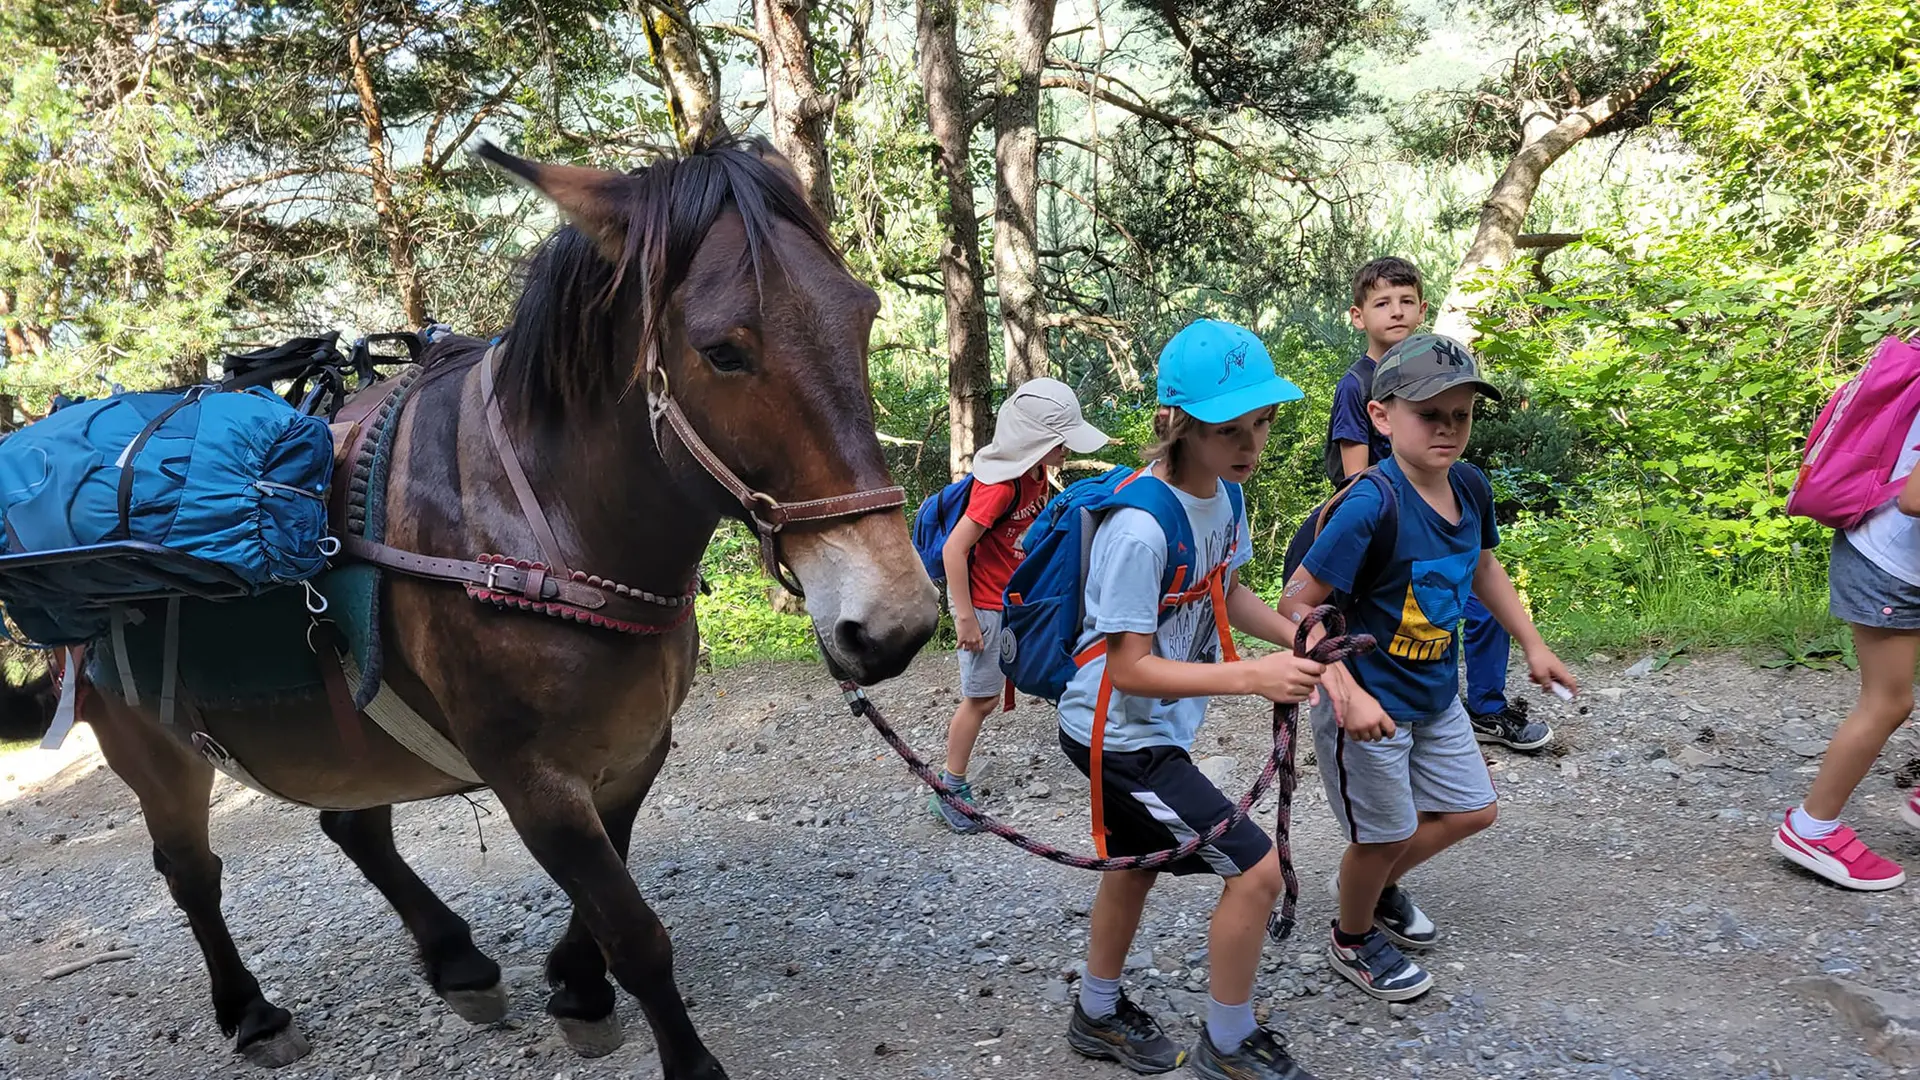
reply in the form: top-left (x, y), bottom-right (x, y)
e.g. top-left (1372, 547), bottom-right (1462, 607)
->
top-left (87, 571), bottom-right (375, 707)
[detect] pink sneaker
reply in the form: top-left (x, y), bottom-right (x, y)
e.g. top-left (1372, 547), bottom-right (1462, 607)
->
top-left (1773, 816), bottom-right (1907, 891)
top-left (1902, 790), bottom-right (1920, 832)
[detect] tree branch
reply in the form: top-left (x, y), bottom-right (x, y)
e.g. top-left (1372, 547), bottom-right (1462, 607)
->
top-left (183, 167), bottom-right (360, 214)
top-left (1038, 73), bottom-right (1308, 183)
top-left (428, 69), bottom-right (528, 176)
top-left (1515, 232), bottom-right (1583, 251)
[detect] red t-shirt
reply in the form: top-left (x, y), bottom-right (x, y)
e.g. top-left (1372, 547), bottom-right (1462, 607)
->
top-left (963, 471), bottom-right (1050, 611)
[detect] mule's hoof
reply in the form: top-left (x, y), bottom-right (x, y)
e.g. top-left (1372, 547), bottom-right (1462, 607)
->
top-left (442, 982), bottom-right (510, 1025)
top-left (556, 1013), bottom-right (624, 1058)
top-left (240, 1026), bottom-right (311, 1068)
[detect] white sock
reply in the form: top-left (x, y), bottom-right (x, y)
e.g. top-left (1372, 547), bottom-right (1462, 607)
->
top-left (1790, 806), bottom-right (1840, 839)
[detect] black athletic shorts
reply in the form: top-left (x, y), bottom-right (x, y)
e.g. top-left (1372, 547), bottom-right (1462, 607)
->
top-left (1058, 728), bottom-right (1273, 877)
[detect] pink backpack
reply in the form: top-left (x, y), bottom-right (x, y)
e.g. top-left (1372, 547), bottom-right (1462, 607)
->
top-left (1787, 335), bottom-right (1920, 529)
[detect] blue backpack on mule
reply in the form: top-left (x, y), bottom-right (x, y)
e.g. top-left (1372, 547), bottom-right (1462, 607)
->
top-left (997, 466), bottom-right (1244, 704)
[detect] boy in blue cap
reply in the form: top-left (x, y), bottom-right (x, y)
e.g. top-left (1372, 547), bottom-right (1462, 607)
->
top-left (1060, 319), bottom-right (1324, 1080)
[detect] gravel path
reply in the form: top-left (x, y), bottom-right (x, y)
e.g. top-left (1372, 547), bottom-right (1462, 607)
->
top-left (3, 652), bottom-right (1919, 1080)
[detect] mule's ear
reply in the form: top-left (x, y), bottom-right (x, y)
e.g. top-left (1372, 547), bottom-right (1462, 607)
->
top-left (471, 140), bottom-right (630, 260)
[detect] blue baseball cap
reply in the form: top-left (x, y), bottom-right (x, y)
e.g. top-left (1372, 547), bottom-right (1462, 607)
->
top-left (1155, 319), bottom-right (1303, 423)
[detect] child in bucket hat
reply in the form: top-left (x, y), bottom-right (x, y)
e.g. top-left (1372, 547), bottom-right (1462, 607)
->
top-left (930, 378), bottom-right (1110, 833)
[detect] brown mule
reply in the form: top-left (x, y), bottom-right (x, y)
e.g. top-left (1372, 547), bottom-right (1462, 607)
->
top-left (77, 137), bottom-right (938, 1079)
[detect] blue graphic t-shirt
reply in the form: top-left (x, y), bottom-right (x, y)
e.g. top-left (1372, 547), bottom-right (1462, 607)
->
top-left (1302, 457), bottom-right (1498, 718)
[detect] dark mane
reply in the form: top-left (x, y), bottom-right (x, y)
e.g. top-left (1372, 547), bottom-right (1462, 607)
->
top-left (497, 135), bottom-right (839, 415)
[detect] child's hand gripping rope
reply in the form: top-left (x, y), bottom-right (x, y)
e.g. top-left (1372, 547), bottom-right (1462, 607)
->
top-left (842, 604), bottom-right (1376, 943)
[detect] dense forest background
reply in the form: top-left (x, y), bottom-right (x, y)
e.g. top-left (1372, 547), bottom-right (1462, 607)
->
top-left (2, 0), bottom-right (1916, 666)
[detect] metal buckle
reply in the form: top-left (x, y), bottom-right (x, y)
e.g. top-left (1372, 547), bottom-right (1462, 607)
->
top-left (750, 491), bottom-right (784, 531)
top-left (484, 563), bottom-right (505, 591)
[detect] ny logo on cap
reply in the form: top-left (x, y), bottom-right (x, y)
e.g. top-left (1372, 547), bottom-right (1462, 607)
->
top-left (1218, 342), bottom-right (1248, 384)
top-left (1432, 339), bottom-right (1469, 368)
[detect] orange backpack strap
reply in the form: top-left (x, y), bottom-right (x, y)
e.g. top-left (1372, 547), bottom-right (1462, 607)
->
top-left (1090, 667), bottom-right (1115, 858)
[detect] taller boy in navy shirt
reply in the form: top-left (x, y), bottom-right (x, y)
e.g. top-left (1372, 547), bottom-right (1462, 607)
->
top-left (1324, 257), bottom-right (1553, 752)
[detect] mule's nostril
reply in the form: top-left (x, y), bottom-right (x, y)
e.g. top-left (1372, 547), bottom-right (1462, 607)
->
top-left (834, 618), bottom-right (877, 659)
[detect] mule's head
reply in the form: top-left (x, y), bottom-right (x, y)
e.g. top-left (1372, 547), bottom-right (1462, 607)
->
top-left (475, 139), bottom-right (937, 684)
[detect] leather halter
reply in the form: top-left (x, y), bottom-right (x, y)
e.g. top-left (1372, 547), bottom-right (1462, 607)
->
top-left (639, 338), bottom-right (906, 597)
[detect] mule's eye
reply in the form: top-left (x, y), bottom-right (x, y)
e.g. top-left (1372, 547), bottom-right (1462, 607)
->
top-left (703, 344), bottom-right (751, 373)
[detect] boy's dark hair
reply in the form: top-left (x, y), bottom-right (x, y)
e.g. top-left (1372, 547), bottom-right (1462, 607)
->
top-left (1351, 257), bottom-right (1424, 307)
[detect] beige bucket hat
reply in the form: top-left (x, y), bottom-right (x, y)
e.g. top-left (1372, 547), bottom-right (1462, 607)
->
top-left (971, 378), bottom-right (1111, 484)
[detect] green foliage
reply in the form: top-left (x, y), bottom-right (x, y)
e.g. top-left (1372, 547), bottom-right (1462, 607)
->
top-left (696, 525), bottom-right (816, 666)
top-left (0, 22), bottom-right (233, 403)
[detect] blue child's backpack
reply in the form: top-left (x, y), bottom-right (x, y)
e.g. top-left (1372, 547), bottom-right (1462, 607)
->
top-left (910, 474), bottom-right (1023, 584)
top-left (998, 466), bottom-right (1244, 703)
top-left (910, 476), bottom-right (978, 584)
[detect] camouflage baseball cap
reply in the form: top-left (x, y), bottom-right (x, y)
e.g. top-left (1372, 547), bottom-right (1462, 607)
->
top-left (1370, 333), bottom-right (1503, 403)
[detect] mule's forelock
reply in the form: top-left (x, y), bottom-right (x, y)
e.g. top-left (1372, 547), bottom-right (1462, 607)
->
top-left (481, 138), bottom-right (841, 416)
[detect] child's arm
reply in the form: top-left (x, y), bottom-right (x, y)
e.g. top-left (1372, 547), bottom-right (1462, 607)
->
top-left (941, 518), bottom-right (990, 651)
top-left (1898, 466), bottom-right (1920, 516)
top-left (1275, 568), bottom-right (1395, 740)
top-left (1472, 551), bottom-right (1578, 695)
top-left (1104, 629), bottom-right (1324, 705)
top-left (1226, 577), bottom-right (1296, 646)
top-left (1338, 441), bottom-right (1370, 480)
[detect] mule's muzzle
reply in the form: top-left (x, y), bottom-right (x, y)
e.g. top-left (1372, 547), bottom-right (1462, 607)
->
top-left (829, 607), bottom-right (935, 685)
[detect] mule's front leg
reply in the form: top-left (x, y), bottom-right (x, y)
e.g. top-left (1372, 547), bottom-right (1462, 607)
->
top-left (497, 777), bottom-right (725, 1080)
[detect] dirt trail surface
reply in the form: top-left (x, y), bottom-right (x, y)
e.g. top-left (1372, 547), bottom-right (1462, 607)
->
top-left (4, 652), bottom-right (1919, 1080)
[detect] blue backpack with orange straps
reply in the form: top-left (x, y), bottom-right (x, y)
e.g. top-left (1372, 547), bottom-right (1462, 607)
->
top-left (997, 466), bottom-right (1243, 703)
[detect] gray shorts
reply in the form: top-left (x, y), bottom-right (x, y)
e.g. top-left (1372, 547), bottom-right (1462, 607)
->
top-left (1310, 697), bottom-right (1496, 844)
top-left (957, 607), bottom-right (1007, 699)
top-left (1829, 532), bottom-right (1920, 629)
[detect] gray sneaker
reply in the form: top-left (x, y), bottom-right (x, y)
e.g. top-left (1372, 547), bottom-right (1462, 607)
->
top-left (1067, 994), bottom-right (1183, 1074)
top-left (928, 777), bottom-right (984, 834)
top-left (1189, 1025), bottom-right (1317, 1079)
top-left (1324, 874), bottom-right (1439, 949)
top-left (1469, 699), bottom-right (1554, 751)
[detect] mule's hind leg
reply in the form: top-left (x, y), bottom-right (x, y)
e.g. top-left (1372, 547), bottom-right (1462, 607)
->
top-left (318, 806), bottom-right (505, 1023)
top-left (88, 704), bottom-right (310, 1067)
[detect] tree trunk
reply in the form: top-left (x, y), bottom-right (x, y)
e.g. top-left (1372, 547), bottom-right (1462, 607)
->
top-left (347, 27), bottom-right (429, 328)
top-left (993, 0), bottom-right (1055, 388)
top-left (754, 0), bottom-right (835, 219)
top-left (917, 0), bottom-right (993, 480)
top-left (640, 2), bottom-right (720, 150)
top-left (1, 289), bottom-right (26, 360)
top-left (1433, 62), bottom-right (1677, 345)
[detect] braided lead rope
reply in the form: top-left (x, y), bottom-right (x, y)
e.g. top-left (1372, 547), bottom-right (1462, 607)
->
top-left (846, 605), bottom-right (1375, 942)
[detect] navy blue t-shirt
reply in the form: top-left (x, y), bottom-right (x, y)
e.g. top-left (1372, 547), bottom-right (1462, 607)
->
top-left (1326, 356), bottom-right (1394, 478)
top-left (1302, 457), bottom-right (1499, 718)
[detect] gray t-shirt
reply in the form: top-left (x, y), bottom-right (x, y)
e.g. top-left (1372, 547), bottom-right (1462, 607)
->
top-left (1056, 479), bottom-right (1253, 752)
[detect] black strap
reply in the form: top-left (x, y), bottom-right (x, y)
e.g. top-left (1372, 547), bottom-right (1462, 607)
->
top-left (115, 387), bottom-right (208, 541)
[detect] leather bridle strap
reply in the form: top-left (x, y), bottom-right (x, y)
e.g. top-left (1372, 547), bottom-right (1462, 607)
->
top-left (481, 346), bottom-right (571, 575)
top-left (643, 341), bottom-right (906, 594)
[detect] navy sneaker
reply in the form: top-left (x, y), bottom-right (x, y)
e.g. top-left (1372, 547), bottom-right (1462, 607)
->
top-left (1327, 922), bottom-right (1433, 1002)
top-left (1469, 699), bottom-right (1553, 751)
top-left (1066, 993), bottom-right (1183, 1074)
top-left (1189, 1025), bottom-right (1318, 1079)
